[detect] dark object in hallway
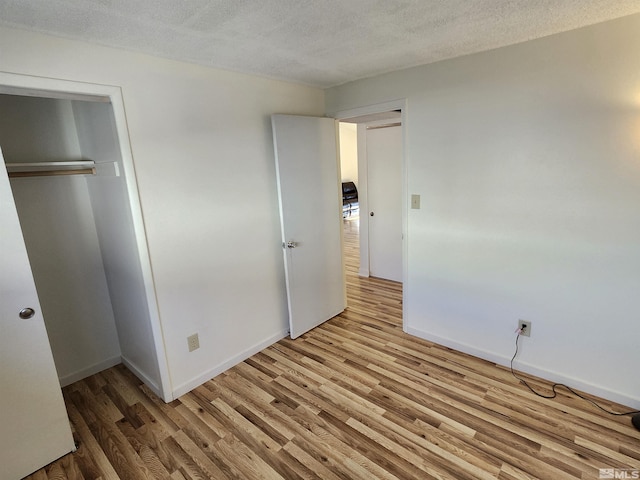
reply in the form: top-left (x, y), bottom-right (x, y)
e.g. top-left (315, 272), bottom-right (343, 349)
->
top-left (632, 413), bottom-right (640, 431)
top-left (342, 181), bottom-right (359, 217)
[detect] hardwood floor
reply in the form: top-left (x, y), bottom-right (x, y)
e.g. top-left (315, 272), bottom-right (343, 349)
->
top-left (26, 216), bottom-right (640, 479)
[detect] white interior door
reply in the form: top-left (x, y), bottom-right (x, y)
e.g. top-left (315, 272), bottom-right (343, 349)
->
top-left (272, 115), bottom-right (346, 339)
top-left (367, 125), bottom-right (403, 282)
top-left (0, 148), bottom-right (75, 479)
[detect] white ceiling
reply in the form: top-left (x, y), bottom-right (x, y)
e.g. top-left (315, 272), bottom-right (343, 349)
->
top-left (1, 0), bottom-right (639, 88)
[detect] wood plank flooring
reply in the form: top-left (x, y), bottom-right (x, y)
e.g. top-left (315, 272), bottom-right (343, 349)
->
top-left (26, 217), bottom-right (640, 479)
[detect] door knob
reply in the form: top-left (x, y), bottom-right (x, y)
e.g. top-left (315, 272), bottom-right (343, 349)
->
top-left (286, 241), bottom-right (298, 248)
top-left (370, 211), bottom-right (374, 216)
top-left (19, 307), bottom-right (35, 319)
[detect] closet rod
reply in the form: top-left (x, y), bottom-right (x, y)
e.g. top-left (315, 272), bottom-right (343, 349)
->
top-left (8, 167), bottom-right (96, 178)
top-left (366, 122), bottom-right (401, 130)
top-left (6, 161), bottom-right (95, 168)
top-left (5, 160), bottom-right (97, 178)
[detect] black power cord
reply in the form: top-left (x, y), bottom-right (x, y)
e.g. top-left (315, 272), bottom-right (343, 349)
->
top-left (510, 331), bottom-right (640, 417)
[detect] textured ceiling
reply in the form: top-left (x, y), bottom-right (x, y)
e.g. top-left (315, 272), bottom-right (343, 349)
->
top-left (0, 0), bottom-right (639, 88)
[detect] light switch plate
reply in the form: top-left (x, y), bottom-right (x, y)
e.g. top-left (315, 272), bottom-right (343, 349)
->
top-left (411, 194), bottom-right (420, 209)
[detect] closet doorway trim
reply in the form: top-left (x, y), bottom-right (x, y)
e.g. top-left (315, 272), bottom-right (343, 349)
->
top-left (0, 71), bottom-right (172, 401)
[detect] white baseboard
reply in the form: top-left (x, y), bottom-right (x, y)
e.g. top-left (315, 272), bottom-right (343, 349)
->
top-left (59, 355), bottom-right (121, 387)
top-left (406, 326), bottom-right (640, 410)
top-left (121, 355), bottom-right (164, 399)
top-left (171, 329), bottom-right (289, 399)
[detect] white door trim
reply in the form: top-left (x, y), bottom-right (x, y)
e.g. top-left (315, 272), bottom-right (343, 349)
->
top-left (0, 71), bottom-right (173, 401)
top-left (334, 99), bottom-right (408, 333)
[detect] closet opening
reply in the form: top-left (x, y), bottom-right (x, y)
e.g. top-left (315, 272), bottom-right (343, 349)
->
top-left (0, 79), bottom-right (170, 401)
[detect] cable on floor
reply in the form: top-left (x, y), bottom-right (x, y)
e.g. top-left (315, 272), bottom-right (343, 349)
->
top-left (510, 331), bottom-right (640, 416)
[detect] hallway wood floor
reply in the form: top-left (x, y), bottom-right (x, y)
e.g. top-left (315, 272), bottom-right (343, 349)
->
top-left (25, 217), bottom-right (640, 479)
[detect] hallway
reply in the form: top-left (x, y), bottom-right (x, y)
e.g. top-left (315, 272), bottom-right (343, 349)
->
top-left (342, 215), bottom-right (403, 327)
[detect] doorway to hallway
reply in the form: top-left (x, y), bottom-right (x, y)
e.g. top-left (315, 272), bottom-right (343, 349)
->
top-left (336, 100), bottom-right (407, 328)
top-left (338, 111), bottom-right (403, 283)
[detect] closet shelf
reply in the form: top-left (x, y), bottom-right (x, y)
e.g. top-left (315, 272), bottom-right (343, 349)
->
top-left (6, 160), bottom-right (96, 178)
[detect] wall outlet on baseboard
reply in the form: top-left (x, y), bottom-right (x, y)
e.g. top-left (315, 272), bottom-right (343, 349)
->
top-left (518, 320), bottom-right (531, 337)
top-left (187, 333), bottom-right (200, 352)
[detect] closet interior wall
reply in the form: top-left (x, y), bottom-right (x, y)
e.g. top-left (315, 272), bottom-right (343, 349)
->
top-left (0, 94), bottom-right (162, 389)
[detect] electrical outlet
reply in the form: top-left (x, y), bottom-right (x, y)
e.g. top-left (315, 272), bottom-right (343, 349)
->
top-left (187, 333), bottom-right (200, 352)
top-left (518, 320), bottom-right (531, 337)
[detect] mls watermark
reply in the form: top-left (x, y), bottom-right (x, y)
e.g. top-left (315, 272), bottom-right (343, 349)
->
top-left (599, 469), bottom-right (640, 479)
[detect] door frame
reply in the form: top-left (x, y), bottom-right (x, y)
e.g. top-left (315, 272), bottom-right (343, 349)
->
top-left (0, 72), bottom-right (172, 401)
top-left (334, 99), bottom-right (408, 332)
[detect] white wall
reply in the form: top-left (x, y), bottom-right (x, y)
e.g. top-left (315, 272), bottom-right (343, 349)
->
top-left (0, 95), bottom-right (83, 162)
top-left (0, 26), bottom-right (324, 398)
top-left (339, 122), bottom-right (358, 186)
top-left (0, 96), bottom-right (122, 385)
top-left (327, 14), bottom-right (640, 408)
top-left (74, 100), bottom-right (163, 391)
